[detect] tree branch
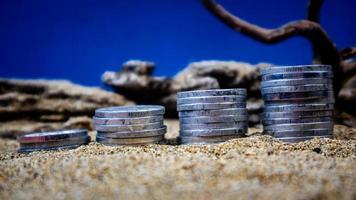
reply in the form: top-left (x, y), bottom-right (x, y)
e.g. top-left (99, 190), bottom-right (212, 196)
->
top-left (307, 0), bottom-right (324, 22)
top-left (306, 0), bottom-right (324, 61)
top-left (202, 0), bottom-right (332, 45)
top-left (340, 47), bottom-right (356, 60)
top-left (201, 0), bottom-right (343, 99)
top-left (341, 61), bottom-right (356, 81)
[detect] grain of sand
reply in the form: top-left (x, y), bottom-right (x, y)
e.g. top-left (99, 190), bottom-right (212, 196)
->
top-left (0, 120), bottom-right (355, 200)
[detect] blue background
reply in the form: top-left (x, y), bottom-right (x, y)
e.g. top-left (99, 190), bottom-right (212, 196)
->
top-left (0, 0), bottom-right (355, 86)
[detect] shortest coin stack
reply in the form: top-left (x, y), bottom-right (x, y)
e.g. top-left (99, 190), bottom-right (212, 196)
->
top-left (93, 105), bottom-right (166, 145)
top-left (177, 89), bottom-right (248, 144)
top-left (17, 129), bottom-right (90, 153)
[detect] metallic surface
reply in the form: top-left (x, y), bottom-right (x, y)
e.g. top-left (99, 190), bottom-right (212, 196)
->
top-left (95, 105), bottom-right (165, 118)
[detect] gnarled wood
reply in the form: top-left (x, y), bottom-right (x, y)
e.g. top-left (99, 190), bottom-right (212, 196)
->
top-left (307, 0), bottom-right (324, 22)
top-left (340, 47), bottom-right (356, 60)
top-left (201, 0), bottom-right (345, 104)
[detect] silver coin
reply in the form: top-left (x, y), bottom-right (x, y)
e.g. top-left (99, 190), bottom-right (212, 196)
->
top-left (94, 122), bottom-right (163, 132)
top-left (261, 84), bottom-right (333, 94)
top-left (263, 122), bottom-right (333, 131)
top-left (275, 135), bottom-right (332, 143)
top-left (179, 135), bottom-right (242, 144)
top-left (19, 136), bottom-right (90, 149)
top-left (261, 78), bottom-right (333, 88)
top-left (180, 115), bottom-right (248, 124)
top-left (177, 89), bottom-right (246, 98)
top-left (96, 135), bottom-right (163, 145)
top-left (260, 65), bottom-right (332, 75)
top-left (18, 144), bottom-right (85, 153)
top-left (262, 71), bottom-right (333, 81)
top-left (180, 127), bottom-right (247, 137)
top-left (264, 97), bottom-right (335, 105)
top-left (97, 126), bottom-right (167, 138)
top-left (264, 104), bottom-right (334, 112)
top-left (262, 116), bottom-right (333, 126)
top-left (177, 95), bottom-right (246, 105)
top-left (93, 116), bottom-right (163, 125)
top-left (177, 102), bottom-right (246, 111)
top-left (180, 122), bottom-right (247, 130)
top-left (262, 110), bottom-right (333, 118)
top-left (264, 129), bottom-right (333, 137)
top-left (18, 129), bottom-right (88, 143)
top-left (179, 108), bottom-right (248, 117)
top-left (95, 105), bottom-right (165, 118)
top-left (262, 91), bottom-right (334, 101)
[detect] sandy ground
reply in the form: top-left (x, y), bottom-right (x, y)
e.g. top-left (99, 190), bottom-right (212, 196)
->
top-left (0, 120), bottom-right (355, 200)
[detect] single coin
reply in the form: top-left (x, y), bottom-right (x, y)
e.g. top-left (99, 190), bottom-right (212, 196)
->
top-left (261, 78), bottom-right (333, 88)
top-left (179, 115), bottom-right (248, 124)
top-left (177, 95), bottom-right (245, 105)
top-left (177, 102), bottom-right (246, 111)
top-left (179, 135), bottom-right (242, 144)
top-left (19, 136), bottom-right (90, 149)
top-left (18, 129), bottom-right (88, 143)
top-left (97, 126), bottom-right (167, 138)
top-left (96, 135), bottom-right (163, 145)
top-left (260, 65), bottom-right (332, 75)
top-left (262, 71), bottom-right (333, 81)
top-left (180, 122), bottom-right (247, 130)
top-left (261, 84), bottom-right (333, 94)
top-left (179, 108), bottom-right (248, 117)
top-left (262, 110), bottom-right (333, 118)
top-left (262, 116), bottom-right (333, 126)
top-left (93, 116), bottom-right (163, 125)
top-left (264, 97), bottom-right (335, 105)
top-left (262, 91), bottom-right (334, 101)
top-left (180, 127), bottom-right (247, 137)
top-left (263, 104), bottom-right (334, 112)
top-left (94, 122), bottom-right (163, 132)
top-left (275, 135), bottom-right (332, 143)
top-left (18, 144), bottom-right (85, 153)
top-left (95, 105), bottom-right (165, 118)
top-left (264, 129), bottom-right (333, 137)
top-left (263, 122), bottom-right (333, 131)
top-left (177, 89), bottom-right (246, 98)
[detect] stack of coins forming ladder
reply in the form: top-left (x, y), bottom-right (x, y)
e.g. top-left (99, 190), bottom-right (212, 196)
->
top-left (93, 105), bottom-right (166, 145)
top-left (17, 129), bottom-right (90, 153)
top-left (261, 65), bottom-right (335, 142)
top-left (177, 89), bottom-right (248, 144)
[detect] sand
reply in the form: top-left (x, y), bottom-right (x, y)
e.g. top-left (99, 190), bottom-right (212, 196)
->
top-left (0, 120), bottom-right (355, 200)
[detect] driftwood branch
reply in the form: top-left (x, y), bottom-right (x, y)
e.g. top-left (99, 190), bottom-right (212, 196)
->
top-left (307, 0), bottom-right (324, 22)
top-left (201, 0), bottom-right (343, 99)
top-left (202, 0), bottom-right (323, 44)
top-left (340, 47), bottom-right (356, 60)
top-left (341, 61), bottom-right (356, 81)
top-left (307, 0), bottom-right (324, 62)
top-left (201, 0), bottom-right (338, 61)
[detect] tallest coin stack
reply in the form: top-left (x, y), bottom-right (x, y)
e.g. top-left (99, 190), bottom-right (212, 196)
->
top-left (261, 65), bottom-right (335, 142)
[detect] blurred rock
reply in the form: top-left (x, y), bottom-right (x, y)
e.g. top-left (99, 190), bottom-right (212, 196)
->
top-left (174, 60), bottom-right (268, 98)
top-left (102, 60), bottom-right (175, 106)
top-left (0, 79), bottom-right (128, 138)
top-left (333, 124), bottom-right (356, 140)
top-left (102, 60), bottom-right (269, 124)
top-left (338, 75), bottom-right (356, 124)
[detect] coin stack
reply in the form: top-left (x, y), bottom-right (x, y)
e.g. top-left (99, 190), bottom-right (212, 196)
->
top-left (177, 89), bottom-right (248, 144)
top-left (93, 105), bottom-right (166, 145)
top-left (261, 65), bottom-right (335, 142)
top-left (17, 129), bottom-right (90, 153)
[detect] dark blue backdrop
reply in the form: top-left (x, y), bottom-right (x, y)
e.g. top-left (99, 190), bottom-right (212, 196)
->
top-left (0, 0), bottom-right (355, 86)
